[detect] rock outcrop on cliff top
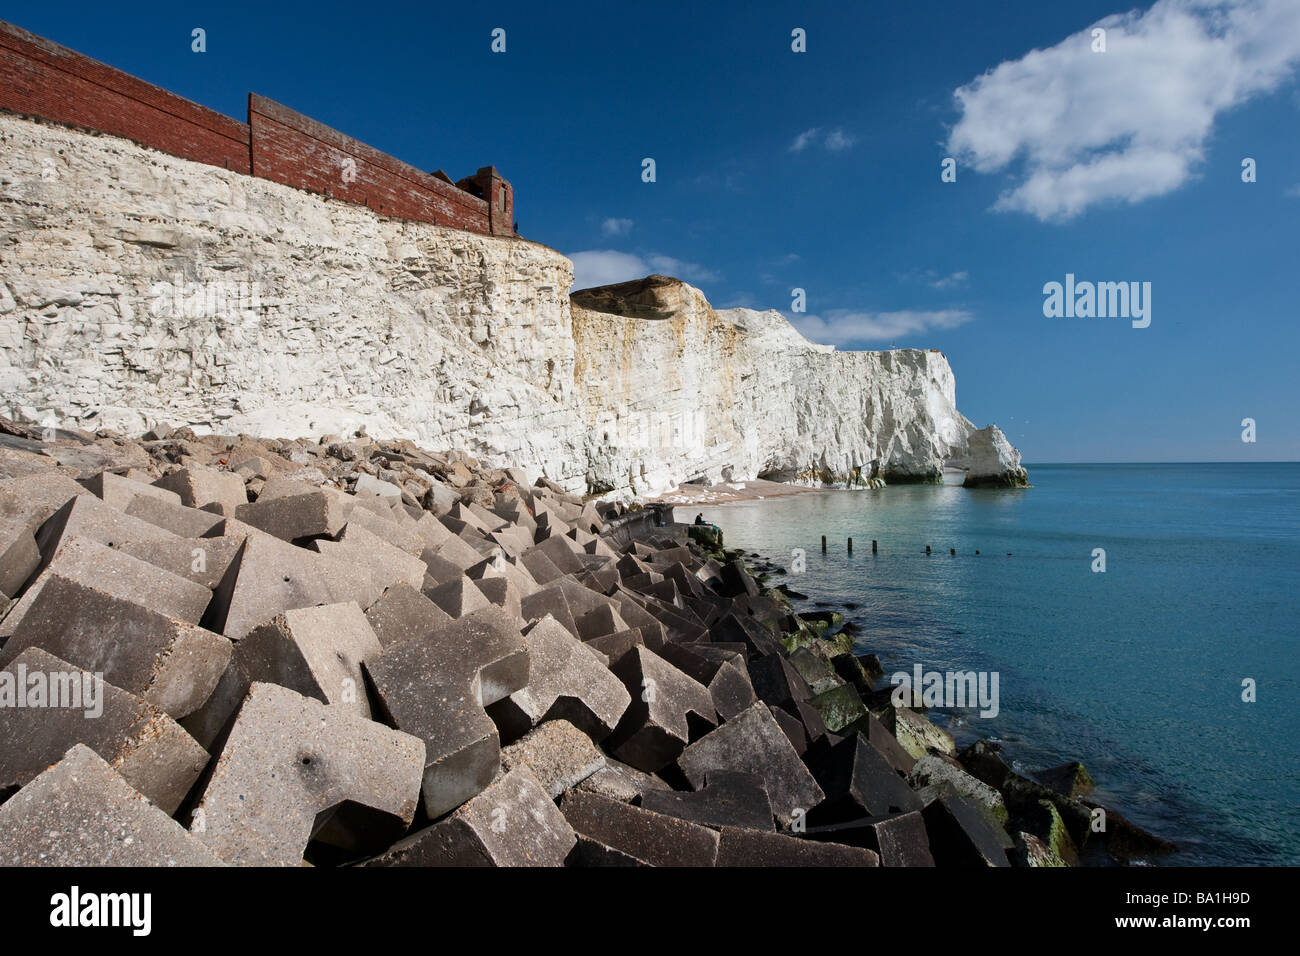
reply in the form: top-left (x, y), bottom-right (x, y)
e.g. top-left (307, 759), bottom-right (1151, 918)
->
top-left (0, 112), bottom-right (1023, 499)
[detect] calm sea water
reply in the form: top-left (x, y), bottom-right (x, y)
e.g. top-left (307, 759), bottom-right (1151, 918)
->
top-left (695, 463), bottom-right (1299, 866)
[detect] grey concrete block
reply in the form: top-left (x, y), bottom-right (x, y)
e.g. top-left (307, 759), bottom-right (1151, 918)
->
top-left (0, 473), bottom-right (90, 534)
top-left (202, 525), bottom-right (379, 641)
top-left (804, 735), bottom-right (923, 824)
top-left (677, 701), bottom-right (825, 827)
top-left (560, 789), bottom-right (719, 867)
top-left (641, 770), bottom-right (775, 831)
top-left (364, 765), bottom-right (575, 867)
top-left (364, 583), bottom-right (452, 649)
top-left (2, 534), bottom-right (213, 639)
top-left (154, 465), bottom-right (248, 513)
top-left (241, 603), bottom-right (382, 719)
top-left (0, 647), bottom-right (209, 814)
top-left (489, 614), bottom-right (630, 743)
top-left (314, 521), bottom-right (427, 591)
top-left (235, 490), bottom-right (345, 541)
top-left (575, 757), bottom-right (671, 804)
top-left (0, 745), bottom-right (224, 866)
top-left (716, 827), bottom-right (879, 867)
top-left (363, 606), bottom-right (528, 818)
top-left (33, 492), bottom-right (237, 589)
top-left (500, 719), bottom-right (606, 798)
top-left (193, 682), bottom-right (425, 865)
top-left (423, 575), bottom-right (491, 619)
top-left (0, 515), bottom-right (40, 598)
top-left (80, 470), bottom-right (182, 511)
top-left (124, 494), bottom-right (225, 538)
top-left (604, 646), bottom-right (717, 773)
top-left (0, 570), bottom-right (231, 720)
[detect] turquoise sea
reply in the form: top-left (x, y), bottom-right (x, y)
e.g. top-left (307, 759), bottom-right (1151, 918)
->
top-left (695, 463), bottom-right (1299, 866)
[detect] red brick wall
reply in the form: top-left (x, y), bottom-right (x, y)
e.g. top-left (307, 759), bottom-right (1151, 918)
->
top-left (249, 94), bottom-right (491, 233)
top-left (0, 20), bottom-right (513, 236)
top-left (0, 20), bottom-right (250, 172)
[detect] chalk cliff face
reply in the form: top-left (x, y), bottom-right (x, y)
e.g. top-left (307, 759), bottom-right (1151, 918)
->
top-left (0, 113), bottom-right (1018, 498)
top-left (572, 276), bottom-right (977, 495)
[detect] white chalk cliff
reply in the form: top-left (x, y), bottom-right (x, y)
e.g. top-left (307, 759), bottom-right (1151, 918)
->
top-left (0, 112), bottom-right (1025, 498)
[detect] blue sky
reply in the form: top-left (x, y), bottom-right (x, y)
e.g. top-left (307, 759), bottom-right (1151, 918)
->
top-left (6, 0), bottom-right (1298, 462)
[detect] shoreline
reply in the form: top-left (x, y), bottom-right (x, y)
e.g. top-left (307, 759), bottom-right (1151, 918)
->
top-left (687, 505), bottom-right (1181, 867)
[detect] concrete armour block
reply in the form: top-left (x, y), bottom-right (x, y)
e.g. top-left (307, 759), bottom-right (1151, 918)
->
top-left (574, 603), bottom-right (627, 640)
top-left (576, 758), bottom-right (671, 804)
top-left (748, 652), bottom-right (814, 708)
top-left (473, 574), bottom-right (523, 624)
top-left (500, 719), bottom-right (606, 798)
top-left (154, 465), bottom-right (248, 513)
top-left (234, 491), bottom-right (344, 542)
top-left (716, 828), bottom-right (879, 867)
top-left (2, 531), bottom-right (213, 635)
top-left (433, 533), bottom-right (495, 572)
top-left (0, 745), bottom-right (224, 866)
top-left (314, 521), bottom-right (427, 591)
top-left (0, 572), bottom-right (232, 720)
top-left (363, 606), bottom-right (529, 818)
top-left (469, 554), bottom-right (539, 599)
top-left (0, 474), bottom-right (91, 533)
top-left (907, 753), bottom-right (1006, 823)
top-left (604, 646), bottom-right (717, 773)
top-left (124, 494), bottom-right (225, 538)
top-left (0, 515), bottom-right (40, 597)
top-left (708, 655), bottom-right (758, 720)
top-left (424, 575), bottom-right (491, 619)
top-left (202, 526), bottom-right (378, 641)
top-left (488, 614), bottom-right (630, 743)
top-left (677, 701), bottom-right (825, 827)
top-left (345, 504), bottom-right (426, 557)
top-left (922, 795), bottom-right (1014, 867)
top-left (364, 765), bottom-right (575, 866)
top-left (560, 790), bottom-right (719, 867)
top-left (584, 627), bottom-right (643, 665)
top-left (0, 648), bottom-right (210, 814)
top-left (829, 810), bottom-right (936, 867)
top-left (364, 583), bottom-right (452, 648)
top-left (641, 770), bottom-right (775, 831)
top-left (193, 682), bottom-right (425, 866)
top-left (805, 735), bottom-right (924, 825)
top-left (80, 470), bottom-right (182, 511)
top-left (411, 511), bottom-right (454, 550)
top-left (519, 548), bottom-right (566, 585)
top-left (241, 603), bottom-right (382, 719)
top-left (29, 492), bottom-right (232, 589)
top-left (770, 704), bottom-right (810, 755)
top-left (810, 683), bottom-right (868, 733)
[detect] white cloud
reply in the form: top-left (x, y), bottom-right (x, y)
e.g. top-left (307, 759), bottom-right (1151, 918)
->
top-left (646, 255), bottom-right (719, 283)
top-left (1285, 183), bottom-right (1300, 198)
top-left (789, 127), bottom-right (855, 153)
top-left (601, 217), bottom-right (634, 236)
top-left (788, 309), bottom-right (973, 346)
top-left (929, 270), bottom-right (968, 289)
top-left (823, 128), bottom-right (856, 151)
top-left (947, 0), bottom-right (1300, 221)
top-left (567, 251), bottom-right (648, 290)
top-left (789, 128), bottom-right (821, 153)
top-left (566, 250), bottom-right (719, 291)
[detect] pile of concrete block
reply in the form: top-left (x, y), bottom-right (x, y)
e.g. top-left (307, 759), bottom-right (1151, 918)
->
top-left (0, 420), bottom-right (1159, 867)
